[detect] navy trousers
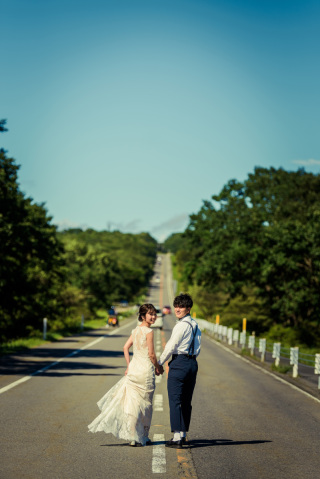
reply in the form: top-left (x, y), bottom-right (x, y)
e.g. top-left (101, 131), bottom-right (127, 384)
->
top-left (167, 354), bottom-right (198, 432)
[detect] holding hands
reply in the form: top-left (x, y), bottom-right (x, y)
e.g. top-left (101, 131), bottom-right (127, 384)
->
top-left (155, 365), bottom-right (164, 376)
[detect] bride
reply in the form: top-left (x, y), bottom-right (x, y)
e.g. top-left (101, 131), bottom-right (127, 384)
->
top-left (88, 304), bottom-right (163, 446)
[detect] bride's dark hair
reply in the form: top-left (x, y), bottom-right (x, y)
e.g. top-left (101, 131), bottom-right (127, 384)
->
top-left (138, 303), bottom-right (157, 322)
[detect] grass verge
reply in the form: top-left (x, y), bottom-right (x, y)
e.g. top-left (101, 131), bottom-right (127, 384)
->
top-left (271, 363), bottom-right (292, 374)
top-left (0, 308), bottom-right (137, 357)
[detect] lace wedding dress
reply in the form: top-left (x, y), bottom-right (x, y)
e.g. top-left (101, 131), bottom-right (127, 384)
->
top-left (88, 325), bottom-right (155, 446)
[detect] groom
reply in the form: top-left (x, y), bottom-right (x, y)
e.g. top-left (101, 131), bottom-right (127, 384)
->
top-left (156, 293), bottom-right (201, 448)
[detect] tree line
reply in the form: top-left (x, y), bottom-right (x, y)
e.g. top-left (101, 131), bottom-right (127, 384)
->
top-left (164, 167), bottom-right (320, 347)
top-left (0, 121), bottom-right (157, 342)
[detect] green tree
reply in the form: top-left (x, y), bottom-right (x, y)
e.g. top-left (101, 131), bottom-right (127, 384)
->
top-left (58, 229), bottom-right (157, 311)
top-left (0, 119), bottom-right (8, 133)
top-left (0, 123), bottom-right (65, 341)
top-left (178, 167), bottom-right (320, 345)
top-left (0, 120), bottom-right (158, 341)
top-left (163, 233), bottom-right (186, 254)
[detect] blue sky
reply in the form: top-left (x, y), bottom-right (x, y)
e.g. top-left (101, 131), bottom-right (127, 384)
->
top-left (1, 0), bottom-right (320, 241)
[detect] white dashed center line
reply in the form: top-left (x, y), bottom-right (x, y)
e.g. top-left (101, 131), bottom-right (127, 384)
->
top-left (152, 434), bottom-right (166, 474)
top-left (154, 393), bottom-right (163, 411)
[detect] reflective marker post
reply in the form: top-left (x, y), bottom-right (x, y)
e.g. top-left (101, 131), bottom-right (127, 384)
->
top-left (240, 318), bottom-right (247, 350)
top-left (242, 318), bottom-right (247, 332)
top-left (290, 347), bottom-right (299, 378)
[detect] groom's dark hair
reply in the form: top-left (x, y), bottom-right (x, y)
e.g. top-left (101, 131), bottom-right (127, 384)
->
top-left (173, 293), bottom-right (193, 309)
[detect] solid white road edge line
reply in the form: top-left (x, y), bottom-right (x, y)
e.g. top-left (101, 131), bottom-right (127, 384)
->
top-left (0, 319), bottom-right (137, 395)
top-left (209, 336), bottom-right (320, 405)
top-left (152, 434), bottom-right (166, 474)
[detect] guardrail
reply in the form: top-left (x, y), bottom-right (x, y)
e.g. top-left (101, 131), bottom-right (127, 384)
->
top-left (197, 319), bottom-right (320, 391)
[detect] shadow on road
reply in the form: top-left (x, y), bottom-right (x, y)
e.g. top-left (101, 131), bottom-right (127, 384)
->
top-left (186, 438), bottom-right (272, 448)
top-left (100, 443), bottom-right (132, 447)
top-left (39, 370), bottom-right (122, 377)
top-left (0, 348), bottom-right (127, 377)
top-left (100, 439), bottom-right (272, 448)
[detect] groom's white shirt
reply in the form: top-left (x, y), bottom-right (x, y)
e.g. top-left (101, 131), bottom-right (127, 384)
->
top-left (158, 314), bottom-right (201, 366)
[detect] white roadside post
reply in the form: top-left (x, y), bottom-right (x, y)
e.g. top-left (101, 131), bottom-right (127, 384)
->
top-left (211, 323), bottom-right (215, 336)
top-left (43, 317), bottom-right (47, 340)
top-left (272, 342), bottom-right (281, 367)
top-left (248, 335), bottom-right (255, 355)
top-left (227, 327), bottom-right (233, 345)
top-left (290, 347), bottom-right (299, 378)
top-left (240, 331), bottom-right (246, 349)
top-left (315, 354), bottom-right (320, 390)
top-left (222, 326), bottom-right (228, 342)
top-left (233, 330), bottom-right (239, 348)
top-left (259, 338), bottom-right (266, 362)
top-left (218, 324), bottom-right (223, 340)
top-left (215, 324), bottom-right (218, 339)
top-left (81, 314), bottom-right (85, 331)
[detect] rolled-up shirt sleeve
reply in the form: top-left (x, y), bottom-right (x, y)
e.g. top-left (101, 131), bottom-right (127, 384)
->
top-left (158, 323), bottom-right (185, 366)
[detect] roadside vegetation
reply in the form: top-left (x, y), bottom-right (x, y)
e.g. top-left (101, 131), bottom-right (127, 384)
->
top-left (164, 167), bottom-right (320, 349)
top-left (0, 120), bottom-right (157, 349)
top-left (0, 307), bottom-right (137, 356)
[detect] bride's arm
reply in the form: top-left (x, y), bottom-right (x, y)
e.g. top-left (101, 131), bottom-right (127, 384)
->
top-left (123, 335), bottom-right (133, 374)
top-left (146, 331), bottom-right (160, 369)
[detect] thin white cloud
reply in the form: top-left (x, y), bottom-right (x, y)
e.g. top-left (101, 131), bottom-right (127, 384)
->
top-left (292, 158), bottom-right (320, 166)
top-left (55, 219), bottom-right (89, 231)
top-left (122, 219), bottom-right (141, 232)
top-left (151, 213), bottom-right (189, 234)
top-left (151, 213), bottom-right (190, 242)
top-left (55, 215), bottom-right (188, 242)
top-left (106, 219), bottom-right (142, 232)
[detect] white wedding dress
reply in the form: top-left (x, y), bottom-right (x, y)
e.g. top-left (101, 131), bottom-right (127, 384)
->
top-left (88, 325), bottom-right (155, 446)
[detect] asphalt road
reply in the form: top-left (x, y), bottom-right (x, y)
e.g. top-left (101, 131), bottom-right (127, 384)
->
top-left (1, 254), bottom-right (319, 479)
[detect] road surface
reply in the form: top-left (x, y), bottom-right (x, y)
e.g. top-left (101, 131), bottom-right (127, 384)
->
top-left (0, 254), bottom-right (319, 478)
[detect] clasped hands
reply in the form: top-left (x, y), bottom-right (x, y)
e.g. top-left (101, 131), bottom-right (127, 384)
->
top-left (155, 365), bottom-right (164, 376)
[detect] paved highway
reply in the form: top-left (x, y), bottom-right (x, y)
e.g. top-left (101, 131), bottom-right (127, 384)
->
top-left (1, 254), bottom-right (319, 479)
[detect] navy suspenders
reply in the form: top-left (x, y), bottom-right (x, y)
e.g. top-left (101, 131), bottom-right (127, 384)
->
top-left (187, 322), bottom-right (198, 357)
